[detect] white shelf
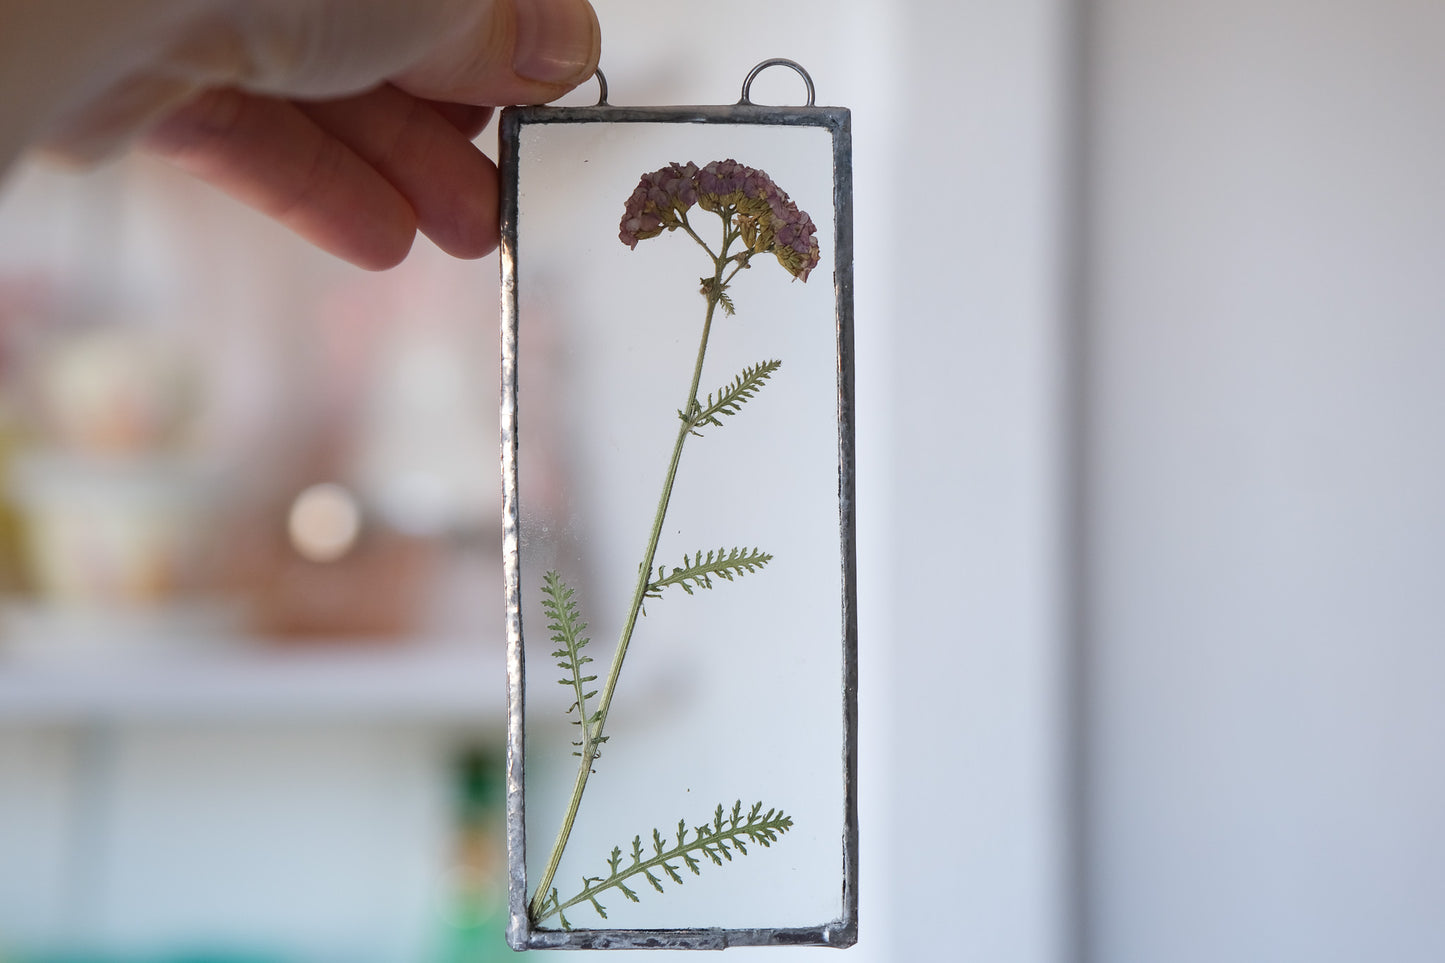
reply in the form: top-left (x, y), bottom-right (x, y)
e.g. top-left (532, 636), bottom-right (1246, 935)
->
top-left (0, 639), bottom-right (507, 724)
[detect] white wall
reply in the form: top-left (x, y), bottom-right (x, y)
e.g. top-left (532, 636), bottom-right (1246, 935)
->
top-left (1081, 2), bottom-right (1445, 960)
top-left (886, 2), bottom-right (1073, 961)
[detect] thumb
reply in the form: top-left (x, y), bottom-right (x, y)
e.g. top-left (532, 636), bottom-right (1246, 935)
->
top-left (393, 0), bottom-right (601, 105)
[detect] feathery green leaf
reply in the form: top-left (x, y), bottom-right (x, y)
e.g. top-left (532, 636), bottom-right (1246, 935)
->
top-left (644, 546), bottom-right (773, 600)
top-left (532, 800), bottom-right (795, 927)
top-left (682, 359), bottom-right (782, 433)
top-left (542, 571), bottom-right (602, 763)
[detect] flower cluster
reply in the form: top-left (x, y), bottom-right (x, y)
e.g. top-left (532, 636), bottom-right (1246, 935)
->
top-left (619, 159), bottom-right (821, 282)
top-left (618, 161), bottom-right (698, 248)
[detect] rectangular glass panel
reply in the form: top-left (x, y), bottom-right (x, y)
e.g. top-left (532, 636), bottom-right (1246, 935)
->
top-left (501, 103), bottom-right (854, 950)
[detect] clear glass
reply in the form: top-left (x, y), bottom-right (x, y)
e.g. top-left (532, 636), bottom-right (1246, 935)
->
top-left (506, 116), bottom-right (851, 940)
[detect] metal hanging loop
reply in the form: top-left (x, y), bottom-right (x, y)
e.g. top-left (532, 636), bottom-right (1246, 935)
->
top-left (739, 58), bottom-right (816, 107)
top-left (592, 67), bottom-right (609, 106)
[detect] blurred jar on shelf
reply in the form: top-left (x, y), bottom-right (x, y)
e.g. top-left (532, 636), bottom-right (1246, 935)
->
top-left (1, 321), bottom-right (239, 651)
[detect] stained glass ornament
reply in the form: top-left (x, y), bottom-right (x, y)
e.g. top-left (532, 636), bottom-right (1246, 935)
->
top-left (500, 60), bottom-right (856, 950)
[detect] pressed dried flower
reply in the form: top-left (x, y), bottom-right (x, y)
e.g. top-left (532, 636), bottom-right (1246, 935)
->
top-left (535, 160), bottom-right (821, 924)
top-left (619, 161), bottom-right (699, 248)
top-left (619, 159), bottom-right (820, 281)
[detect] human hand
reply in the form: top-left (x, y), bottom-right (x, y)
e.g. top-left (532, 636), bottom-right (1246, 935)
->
top-left (22, 0), bottom-right (601, 269)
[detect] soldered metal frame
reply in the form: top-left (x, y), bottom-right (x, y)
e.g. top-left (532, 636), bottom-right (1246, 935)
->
top-left (499, 62), bottom-right (856, 951)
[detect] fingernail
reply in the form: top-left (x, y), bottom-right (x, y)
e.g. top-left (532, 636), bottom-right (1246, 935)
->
top-left (513, 0), bottom-right (599, 86)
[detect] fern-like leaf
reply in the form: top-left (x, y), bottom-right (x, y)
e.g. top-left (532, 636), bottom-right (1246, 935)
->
top-left (681, 359), bottom-right (782, 433)
top-left (644, 547), bottom-right (773, 600)
top-left (532, 800), bottom-right (795, 927)
top-left (542, 571), bottom-right (604, 762)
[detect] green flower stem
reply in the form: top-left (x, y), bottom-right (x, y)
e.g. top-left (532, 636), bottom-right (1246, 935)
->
top-left (530, 232), bottom-right (733, 922)
top-left (678, 214), bottom-right (712, 256)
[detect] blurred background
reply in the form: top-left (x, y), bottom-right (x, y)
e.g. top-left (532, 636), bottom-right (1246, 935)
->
top-left (2, 1), bottom-right (1443, 961)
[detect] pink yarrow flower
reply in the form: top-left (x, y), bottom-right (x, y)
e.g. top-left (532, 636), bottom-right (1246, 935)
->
top-left (618, 161), bottom-right (698, 249)
top-left (619, 159), bottom-right (821, 282)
